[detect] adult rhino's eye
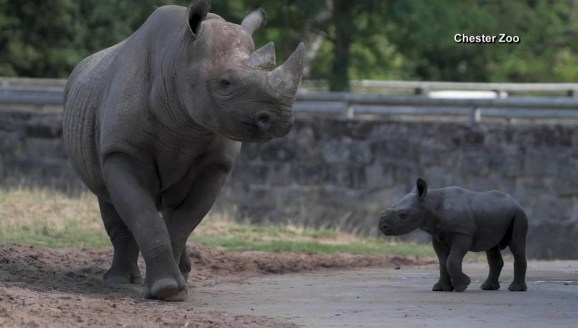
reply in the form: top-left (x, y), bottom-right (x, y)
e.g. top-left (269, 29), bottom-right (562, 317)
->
top-left (399, 212), bottom-right (408, 220)
top-left (215, 77), bottom-right (235, 96)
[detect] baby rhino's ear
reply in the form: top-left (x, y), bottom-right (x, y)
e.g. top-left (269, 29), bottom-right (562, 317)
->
top-left (416, 178), bottom-right (428, 200)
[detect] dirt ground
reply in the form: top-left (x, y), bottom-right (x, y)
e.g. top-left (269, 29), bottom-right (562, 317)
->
top-left (0, 243), bottom-right (432, 327)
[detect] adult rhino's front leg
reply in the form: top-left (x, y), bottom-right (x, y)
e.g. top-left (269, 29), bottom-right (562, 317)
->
top-left (103, 155), bottom-right (185, 301)
top-left (163, 165), bottom-right (231, 282)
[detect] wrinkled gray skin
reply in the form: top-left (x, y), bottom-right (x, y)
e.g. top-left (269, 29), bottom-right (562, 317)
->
top-left (379, 178), bottom-right (527, 292)
top-left (63, 0), bottom-right (304, 301)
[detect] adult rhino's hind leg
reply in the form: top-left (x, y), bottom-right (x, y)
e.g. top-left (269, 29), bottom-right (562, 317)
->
top-left (481, 246), bottom-right (502, 290)
top-left (508, 210), bottom-right (528, 291)
top-left (99, 198), bottom-right (142, 285)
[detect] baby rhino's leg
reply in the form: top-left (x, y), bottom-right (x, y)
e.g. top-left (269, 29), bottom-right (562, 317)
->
top-left (481, 246), bottom-right (502, 290)
top-left (432, 239), bottom-right (453, 291)
top-left (508, 210), bottom-right (528, 291)
top-left (446, 235), bottom-right (472, 292)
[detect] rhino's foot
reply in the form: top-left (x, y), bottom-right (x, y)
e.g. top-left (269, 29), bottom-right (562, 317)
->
top-left (145, 278), bottom-right (187, 302)
top-left (104, 268), bottom-right (143, 285)
top-left (432, 281), bottom-right (454, 292)
top-left (453, 284), bottom-right (469, 292)
top-left (508, 282), bottom-right (527, 291)
top-left (452, 275), bottom-right (471, 292)
top-left (481, 280), bottom-right (500, 290)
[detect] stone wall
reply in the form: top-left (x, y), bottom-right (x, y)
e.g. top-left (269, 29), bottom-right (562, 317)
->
top-left (0, 110), bottom-right (83, 191)
top-left (217, 118), bottom-right (578, 259)
top-left (1, 108), bottom-right (577, 259)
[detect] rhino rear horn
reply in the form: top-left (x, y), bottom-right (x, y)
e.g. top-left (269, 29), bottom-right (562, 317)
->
top-left (267, 43), bottom-right (305, 101)
top-left (241, 8), bottom-right (266, 34)
top-left (249, 42), bottom-right (276, 70)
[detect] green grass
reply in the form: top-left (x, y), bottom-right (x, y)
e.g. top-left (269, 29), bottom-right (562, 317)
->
top-left (0, 187), bottom-right (436, 257)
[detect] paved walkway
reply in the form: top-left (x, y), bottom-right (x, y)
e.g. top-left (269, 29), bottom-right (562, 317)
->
top-left (192, 261), bottom-right (578, 327)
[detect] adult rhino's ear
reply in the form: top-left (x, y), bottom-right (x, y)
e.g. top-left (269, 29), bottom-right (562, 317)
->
top-left (241, 8), bottom-right (266, 35)
top-left (187, 0), bottom-right (210, 36)
top-left (416, 178), bottom-right (428, 200)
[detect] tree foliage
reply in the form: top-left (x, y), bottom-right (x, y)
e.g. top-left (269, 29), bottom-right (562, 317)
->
top-left (1, 0), bottom-right (578, 89)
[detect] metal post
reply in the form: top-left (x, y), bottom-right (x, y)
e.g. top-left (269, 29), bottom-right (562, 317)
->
top-left (470, 107), bottom-right (481, 124)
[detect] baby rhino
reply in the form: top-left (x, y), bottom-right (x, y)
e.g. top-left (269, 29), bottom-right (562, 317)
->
top-left (379, 178), bottom-right (527, 292)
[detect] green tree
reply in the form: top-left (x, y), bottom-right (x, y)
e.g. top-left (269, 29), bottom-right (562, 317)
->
top-left (383, 0), bottom-right (578, 82)
top-left (2, 0), bottom-right (578, 85)
top-left (0, 0), bottom-right (158, 77)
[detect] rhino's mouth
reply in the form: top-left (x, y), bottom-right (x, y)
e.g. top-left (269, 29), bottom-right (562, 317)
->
top-left (381, 229), bottom-right (394, 236)
top-left (223, 121), bottom-right (274, 142)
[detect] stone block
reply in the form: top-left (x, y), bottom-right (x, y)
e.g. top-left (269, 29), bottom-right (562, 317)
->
top-left (327, 164), bottom-right (366, 189)
top-left (0, 112), bottom-right (30, 132)
top-left (364, 185), bottom-right (410, 208)
top-left (365, 162), bottom-right (395, 190)
top-left (371, 138), bottom-right (413, 163)
top-left (320, 138), bottom-right (351, 164)
top-left (238, 143), bottom-right (263, 160)
top-left (292, 163), bottom-right (327, 186)
top-left (530, 195), bottom-right (573, 222)
top-left (524, 147), bottom-right (559, 177)
top-left (319, 119), bottom-right (377, 139)
top-left (394, 162), bottom-right (421, 187)
top-left (447, 124), bottom-right (485, 147)
top-left (456, 149), bottom-right (491, 176)
top-left (230, 162), bottom-right (267, 185)
top-left (493, 154), bottom-right (525, 177)
top-left (515, 177), bottom-right (554, 197)
top-left (530, 125), bottom-right (573, 147)
top-left (25, 138), bottom-right (66, 159)
top-left (417, 140), bottom-right (456, 166)
top-left (370, 122), bottom-right (411, 141)
top-left (292, 124), bottom-right (321, 162)
top-left (461, 174), bottom-right (515, 193)
top-left (553, 173), bottom-right (578, 197)
top-left (526, 219), bottom-right (578, 259)
top-left (349, 141), bottom-right (374, 165)
top-left (265, 163), bottom-right (292, 186)
top-left (0, 131), bottom-right (25, 155)
top-left (26, 114), bottom-right (63, 138)
top-left (260, 142), bottom-right (296, 162)
top-left (423, 166), bottom-right (459, 188)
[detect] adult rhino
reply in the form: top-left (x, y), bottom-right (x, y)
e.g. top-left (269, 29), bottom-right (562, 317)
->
top-left (63, 0), bottom-right (304, 301)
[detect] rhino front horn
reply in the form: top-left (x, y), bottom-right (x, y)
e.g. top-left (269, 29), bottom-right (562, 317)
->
top-left (267, 42), bottom-right (305, 101)
top-left (249, 42), bottom-right (276, 70)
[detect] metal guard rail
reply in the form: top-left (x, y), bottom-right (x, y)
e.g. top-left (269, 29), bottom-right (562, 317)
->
top-left (2, 80), bottom-right (578, 122)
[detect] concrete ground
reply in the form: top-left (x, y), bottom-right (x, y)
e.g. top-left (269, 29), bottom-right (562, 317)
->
top-left (192, 261), bottom-right (578, 328)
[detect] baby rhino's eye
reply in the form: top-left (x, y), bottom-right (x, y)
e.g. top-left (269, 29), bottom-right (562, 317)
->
top-left (220, 79), bottom-right (231, 87)
top-left (399, 212), bottom-right (408, 220)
